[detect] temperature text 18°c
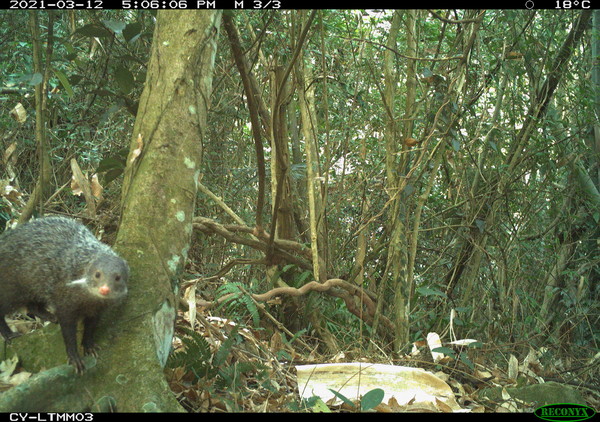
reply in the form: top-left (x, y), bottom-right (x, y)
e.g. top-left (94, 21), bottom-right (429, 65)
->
top-left (555, 0), bottom-right (591, 8)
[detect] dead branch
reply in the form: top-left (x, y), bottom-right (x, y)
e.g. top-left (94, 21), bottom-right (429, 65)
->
top-left (193, 216), bottom-right (313, 269)
top-left (195, 278), bottom-right (394, 333)
top-left (192, 216), bottom-right (394, 333)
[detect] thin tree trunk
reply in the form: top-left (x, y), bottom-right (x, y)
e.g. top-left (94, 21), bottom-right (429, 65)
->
top-left (20, 12), bottom-right (54, 223)
top-left (378, 11), bottom-right (410, 353)
top-left (297, 62), bottom-right (325, 282)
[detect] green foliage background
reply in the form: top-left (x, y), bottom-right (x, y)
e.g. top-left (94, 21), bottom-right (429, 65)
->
top-left (0, 10), bottom-right (597, 369)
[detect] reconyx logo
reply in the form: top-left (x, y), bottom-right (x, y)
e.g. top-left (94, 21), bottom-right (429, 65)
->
top-left (534, 403), bottom-right (596, 422)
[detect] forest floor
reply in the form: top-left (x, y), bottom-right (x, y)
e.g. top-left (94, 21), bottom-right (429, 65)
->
top-left (164, 310), bottom-right (600, 413)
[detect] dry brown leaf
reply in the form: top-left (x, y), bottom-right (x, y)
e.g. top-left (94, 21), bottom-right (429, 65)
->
top-left (387, 396), bottom-right (406, 412)
top-left (183, 284), bottom-right (197, 329)
top-left (71, 177), bottom-right (83, 196)
top-left (3, 143), bottom-right (17, 164)
top-left (506, 51), bottom-right (523, 59)
top-left (130, 133), bottom-right (143, 164)
top-left (90, 174), bottom-right (103, 200)
top-left (404, 137), bottom-right (418, 147)
top-left (374, 402), bottom-right (394, 413)
top-left (70, 158), bottom-right (97, 217)
top-left (270, 332), bottom-right (283, 354)
top-left (435, 397), bottom-right (453, 412)
top-left (427, 332), bottom-right (444, 362)
top-left (508, 354), bottom-right (519, 380)
top-left (2, 185), bottom-right (22, 204)
top-left (10, 103), bottom-right (27, 123)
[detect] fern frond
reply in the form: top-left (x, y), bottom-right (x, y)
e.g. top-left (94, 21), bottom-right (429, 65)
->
top-left (215, 282), bottom-right (261, 327)
top-left (167, 326), bottom-right (213, 378)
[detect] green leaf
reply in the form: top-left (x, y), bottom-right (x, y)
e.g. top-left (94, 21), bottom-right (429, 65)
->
top-left (286, 328), bottom-right (307, 345)
top-left (166, 326), bottom-right (212, 379)
top-left (69, 74), bottom-right (83, 86)
top-left (99, 103), bottom-right (122, 125)
top-left (52, 68), bottom-right (74, 98)
top-left (123, 22), bottom-right (142, 43)
top-left (432, 346), bottom-right (456, 359)
top-left (459, 353), bottom-right (474, 370)
top-left (297, 270), bottom-right (313, 285)
top-left (97, 156), bottom-right (125, 173)
top-left (114, 65), bottom-right (134, 95)
top-left (454, 306), bottom-right (471, 313)
top-left (416, 286), bottom-right (447, 298)
top-left (361, 388), bottom-right (385, 411)
top-left (103, 168), bottom-right (124, 185)
top-left (328, 389), bottom-right (356, 408)
top-left (75, 23), bottom-right (112, 38)
top-left (212, 329), bottom-right (236, 369)
top-left (310, 397), bottom-right (332, 413)
top-left (90, 88), bottom-right (113, 96)
top-left (29, 73), bottom-right (43, 86)
top-left (451, 138), bottom-right (461, 151)
top-left (422, 67), bottom-right (433, 78)
top-left (475, 219), bottom-right (486, 233)
top-left (281, 264), bottom-right (295, 272)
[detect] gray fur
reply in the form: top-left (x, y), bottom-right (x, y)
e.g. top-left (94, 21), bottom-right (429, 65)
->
top-left (0, 216), bottom-right (128, 373)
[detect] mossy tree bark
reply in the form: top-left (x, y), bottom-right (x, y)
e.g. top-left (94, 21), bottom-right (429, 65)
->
top-left (0, 10), bottom-right (221, 412)
top-left (107, 10), bottom-right (222, 411)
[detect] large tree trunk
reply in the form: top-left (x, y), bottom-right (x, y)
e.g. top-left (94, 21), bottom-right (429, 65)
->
top-left (0, 11), bottom-right (221, 412)
top-left (110, 10), bottom-right (221, 411)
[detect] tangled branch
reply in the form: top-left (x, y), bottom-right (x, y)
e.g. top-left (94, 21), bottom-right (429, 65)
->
top-left (193, 216), bottom-right (313, 270)
top-left (195, 278), bottom-right (393, 333)
top-left (192, 216), bottom-right (394, 333)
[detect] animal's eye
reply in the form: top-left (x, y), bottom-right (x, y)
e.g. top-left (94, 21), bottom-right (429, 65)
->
top-left (115, 275), bottom-right (121, 282)
top-left (95, 271), bottom-right (102, 279)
